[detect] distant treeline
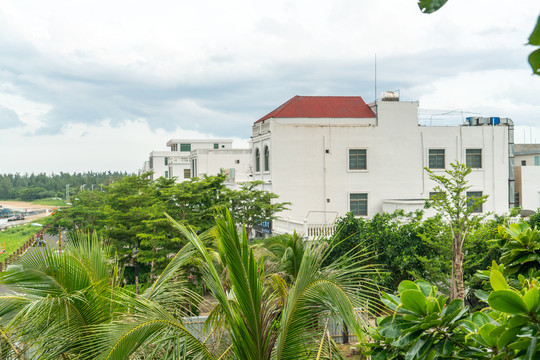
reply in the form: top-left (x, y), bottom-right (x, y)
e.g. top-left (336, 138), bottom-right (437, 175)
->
top-left (0, 172), bottom-right (131, 201)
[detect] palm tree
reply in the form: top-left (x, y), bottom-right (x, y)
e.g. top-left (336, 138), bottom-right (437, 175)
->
top-left (98, 210), bottom-right (380, 359)
top-left (0, 232), bottom-right (124, 360)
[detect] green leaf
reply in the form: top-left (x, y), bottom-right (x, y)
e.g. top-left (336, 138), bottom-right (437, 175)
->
top-left (399, 280), bottom-right (419, 294)
top-left (490, 269), bottom-right (508, 291)
top-left (525, 335), bottom-right (537, 360)
top-left (471, 312), bottom-right (490, 328)
top-left (529, 48), bottom-right (540, 75)
top-left (479, 323), bottom-right (498, 347)
top-left (434, 338), bottom-right (452, 356)
top-left (418, 0), bottom-right (448, 14)
top-left (400, 289), bottom-right (427, 315)
top-left (416, 280), bottom-right (433, 297)
top-left (474, 290), bottom-right (489, 302)
top-left (488, 290), bottom-right (529, 315)
top-left (523, 287), bottom-right (539, 312)
top-left (529, 15), bottom-right (540, 45)
top-left (497, 326), bottom-right (521, 349)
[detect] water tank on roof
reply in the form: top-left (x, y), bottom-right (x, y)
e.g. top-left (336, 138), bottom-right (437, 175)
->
top-left (381, 91), bottom-right (399, 101)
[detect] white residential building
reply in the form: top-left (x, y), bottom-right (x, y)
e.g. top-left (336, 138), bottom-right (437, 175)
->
top-left (189, 148), bottom-right (252, 187)
top-left (251, 94), bottom-right (514, 236)
top-left (514, 144), bottom-right (540, 211)
top-left (142, 139), bottom-right (235, 181)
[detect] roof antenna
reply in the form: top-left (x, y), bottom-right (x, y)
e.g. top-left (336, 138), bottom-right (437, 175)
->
top-left (374, 53), bottom-right (377, 102)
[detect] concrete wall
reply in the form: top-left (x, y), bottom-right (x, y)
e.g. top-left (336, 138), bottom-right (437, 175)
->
top-left (252, 100), bottom-right (511, 223)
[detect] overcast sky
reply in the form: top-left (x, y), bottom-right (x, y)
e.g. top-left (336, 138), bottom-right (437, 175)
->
top-left (0, 0), bottom-right (539, 174)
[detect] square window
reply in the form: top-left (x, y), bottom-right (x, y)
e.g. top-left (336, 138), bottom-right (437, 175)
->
top-left (180, 143), bottom-right (191, 152)
top-left (350, 193), bottom-right (368, 216)
top-left (466, 149), bottom-right (482, 168)
top-left (214, 143), bottom-right (219, 149)
top-left (184, 169), bottom-right (191, 179)
top-left (235, 159), bottom-right (240, 164)
top-left (467, 191), bottom-right (483, 213)
top-left (429, 149), bottom-right (445, 169)
top-left (349, 149), bottom-right (367, 170)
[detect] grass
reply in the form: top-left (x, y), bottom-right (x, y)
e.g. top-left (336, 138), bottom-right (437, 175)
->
top-left (336, 343), bottom-right (364, 359)
top-left (0, 224), bottom-right (43, 263)
top-left (31, 198), bottom-right (69, 206)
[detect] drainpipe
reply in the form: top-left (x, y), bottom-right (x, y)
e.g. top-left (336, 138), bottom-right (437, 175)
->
top-left (503, 118), bottom-right (515, 208)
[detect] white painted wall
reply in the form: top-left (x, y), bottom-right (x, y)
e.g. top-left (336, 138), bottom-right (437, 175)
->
top-left (520, 166), bottom-right (540, 211)
top-left (189, 149), bottom-right (252, 185)
top-left (252, 100), bottom-right (511, 225)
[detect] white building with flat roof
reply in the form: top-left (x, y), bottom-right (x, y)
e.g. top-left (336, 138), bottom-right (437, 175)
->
top-left (142, 139), bottom-right (235, 181)
top-left (251, 94), bottom-right (514, 236)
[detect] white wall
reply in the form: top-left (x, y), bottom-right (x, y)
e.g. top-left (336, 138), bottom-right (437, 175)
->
top-left (190, 149), bottom-right (252, 184)
top-left (252, 100), bottom-right (511, 224)
top-left (520, 166), bottom-right (540, 211)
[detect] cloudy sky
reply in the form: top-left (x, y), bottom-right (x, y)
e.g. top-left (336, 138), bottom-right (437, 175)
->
top-left (0, 0), bottom-right (539, 174)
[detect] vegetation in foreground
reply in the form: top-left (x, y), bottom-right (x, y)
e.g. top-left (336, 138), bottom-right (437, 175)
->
top-left (0, 210), bottom-right (379, 359)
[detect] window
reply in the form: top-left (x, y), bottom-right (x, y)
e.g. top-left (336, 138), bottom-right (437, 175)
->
top-left (350, 193), bottom-right (368, 216)
top-left (264, 146), bottom-right (270, 171)
top-left (184, 169), bottom-right (191, 179)
top-left (164, 171), bottom-right (169, 178)
top-left (214, 143), bottom-right (219, 149)
top-left (235, 159), bottom-right (240, 164)
top-left (180, 143), bottom-right (191, 152)
top-left (429, 149), bottom-right (445, 169)
top-left (535, 156), bottom-right (539, 166)
top-left (522, 160), bottom-right (527, 166)
top-left (467, 191), bottom-right (483, 213)
top-left (255, 148), bottom-right (260, 172)
top-left (349, 149), bottom-right (367, 170)
top-left (164, 157), bottom-right (168, 165)
top-left (466, 149), bottom-right (482, 168)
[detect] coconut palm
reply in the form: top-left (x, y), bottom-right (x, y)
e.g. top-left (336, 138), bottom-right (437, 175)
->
top-left (0, 232), bottom-right (124, 360)
top-left (98, 210), bottom-right (380, 359)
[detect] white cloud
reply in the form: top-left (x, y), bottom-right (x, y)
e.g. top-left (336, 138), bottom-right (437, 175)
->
top-left (0, 0), bottom-right (538, 173)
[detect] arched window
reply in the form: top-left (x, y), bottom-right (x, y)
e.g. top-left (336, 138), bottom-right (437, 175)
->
top-left (264, 146), bottom-right (270, 171)
top-left (255, 148), bottom-right (260, 172)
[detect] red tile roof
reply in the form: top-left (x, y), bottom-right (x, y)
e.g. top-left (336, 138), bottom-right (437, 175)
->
top-left (255, 95), bottom-right (376, 123)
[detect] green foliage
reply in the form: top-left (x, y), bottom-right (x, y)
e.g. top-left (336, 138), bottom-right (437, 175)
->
top-left (0, 224), bottom-right (42, 262)
top-left (417, 0), bottom-right (448, 14)
top-left (0, 232), bottom-right (126, 359)
top-left (0, 171), bottom-right (126, 200)
top-left (498, 223), bottom-right (540, 277)
top-left (328, 211), bottom-right (451, 291)
top-left (49, 174), bottom-right (289, 287)
top-left (527, 208), bottom-right (540, 230)
top-left (94, 210), bottom-right (380, 360)
top-left (369, 223), bottom-right (540, 360)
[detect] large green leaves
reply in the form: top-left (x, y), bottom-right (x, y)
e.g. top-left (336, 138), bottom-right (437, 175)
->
top-left (417, 0), bottom-right (448, 14)
top-left (529, 15), bottom-right (540, 74)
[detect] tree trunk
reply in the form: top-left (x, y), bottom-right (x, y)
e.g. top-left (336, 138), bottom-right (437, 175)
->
top-left (450, 234), bottom-right (465, 301)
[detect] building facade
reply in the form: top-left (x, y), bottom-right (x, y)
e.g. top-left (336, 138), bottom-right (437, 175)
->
top-left (251, 94), bottom-right (513, 234)
top-left (514, 144), bottom-right (540, 211)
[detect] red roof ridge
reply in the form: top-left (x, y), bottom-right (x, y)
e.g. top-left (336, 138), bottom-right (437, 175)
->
top-left (255, 95), bottom-right (375, 124)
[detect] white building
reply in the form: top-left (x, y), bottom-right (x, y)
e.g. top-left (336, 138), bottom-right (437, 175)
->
top-left (251, 94), bottom-right (514, 235)
top-left (142, 139), bottom-right (236, 181)
top-left (189, 148), bottom-right (252, 187)
top-left (514, 144), bottom-right (540, 211)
